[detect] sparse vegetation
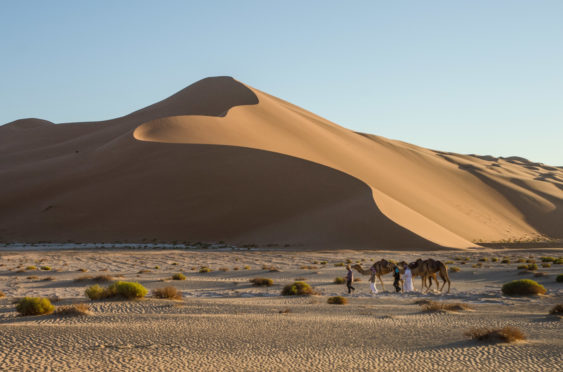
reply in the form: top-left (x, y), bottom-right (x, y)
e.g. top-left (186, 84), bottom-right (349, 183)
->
top-left (300, 265), bottom-right (318, 270)
top-left (16, 297), bottom-right (54, 316)
top-left (450, 266), bottom-right (461, 273)
top-left (152, 286), bottom-right (182, 299)
top-left (320, 261), bottom-right (327, 265)
top-left (250, 278), bottom-right (273, 287)
top-left (465, 326), bottom-right (525, 343)
top-left (554, 258), bottom-right (563, 264)
top-left (26, 276), bottom-right (39, 280)
top-left (85, 281), bottom-right (148, 300)
top-left (501, 279), bottom-right (546, 295)
top-left (77, 268), bottom-right (88, 272)
top-left (40, 266), bottom-right (51, 271)
top-left (472, 263), bottom-right (482, 268)
top-left (419, 301), bottom-right (473, 312)
top-left (444, 261), bottom-right (454, 264)
top-left (501, 259), bottom-right (510, 264)
top-left (527, 263), bottom-right (538, 271)
top-left (517, 258), bottom-right (526, 263)
top-left (327, 296), bottom-right (347, 305)
top-left (138, 269), bottom-right (152, 274)
top-left (542, 263), bottom-right (551, 268)
top-left (333, 277), bottom-right (346, 284)
top-left (172, 273), bottom-right (186, 280)
top-left (54, 303), bottom-right (91, 317)
top-left (478, 258), bottom-right (488, 262)
top-left (243, 265), bottom-right (251, 270)
top-left (219, 267), bottom-right (229, 272)
top-left (25, 266), bottom-right (37, 270)
top-left (334, 262), bottom-right (345, 267)
top-left (549, 304), bottom-right (563, 316)
top-left (199, 267), bottom-right (212, 273)
top-left (281, 281), bottom-right (315, 296)
top-left (541, 257), bottom-right (555, 262)
top-left (517, 265), bottom-right (528, 270)
top-left (556, 274), bottom-right (563, 282)
top-left (74, 275), bottom-right (114, 283)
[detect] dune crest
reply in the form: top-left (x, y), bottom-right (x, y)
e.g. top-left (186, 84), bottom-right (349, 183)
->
top-left (1, 77), bottom-right (562, 249)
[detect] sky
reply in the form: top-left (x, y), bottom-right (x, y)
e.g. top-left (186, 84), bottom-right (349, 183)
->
top-left (1, 1), bottom-right (562, 165)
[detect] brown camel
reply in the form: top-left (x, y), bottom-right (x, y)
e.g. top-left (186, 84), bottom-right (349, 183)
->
top-left (399, 259), bottom-right (450, 293)
top-left (352, 259), bottom-right (396, 291)
top-left (398, 259), bottom-right (437, 292)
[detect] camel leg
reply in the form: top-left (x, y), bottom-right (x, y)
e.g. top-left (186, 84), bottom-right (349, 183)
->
top-left (378, 275), bottom-right (385, 292)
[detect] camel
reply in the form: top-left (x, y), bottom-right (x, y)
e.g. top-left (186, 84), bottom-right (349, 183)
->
top-left (352, 259), bottom-right (396, 291)
top-left (399, 259), bottom-right (451, 293)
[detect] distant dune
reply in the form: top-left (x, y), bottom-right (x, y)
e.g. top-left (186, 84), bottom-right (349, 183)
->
top-left (1, 76), bottom-right (562, 249)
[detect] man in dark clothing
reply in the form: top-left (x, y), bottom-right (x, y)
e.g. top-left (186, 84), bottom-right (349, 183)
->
top-left (393, 266), bottom-right (402, 293)
top-left (345, 264), bottom-right (355, 294)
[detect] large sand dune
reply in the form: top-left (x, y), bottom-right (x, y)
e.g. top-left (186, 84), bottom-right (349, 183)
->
top-left (1, 76), bottom-right (562, 249)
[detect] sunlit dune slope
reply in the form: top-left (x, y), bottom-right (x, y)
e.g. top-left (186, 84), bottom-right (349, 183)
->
top-left (1, 76), bottom-right (561, 248)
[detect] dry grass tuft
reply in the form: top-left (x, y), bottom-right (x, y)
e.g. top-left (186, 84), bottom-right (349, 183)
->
top-left (250, 278), bottom-right (274, 287)
top-left (138, 269), bottom-right (152, 274)
top-left (172, 273), bottom-right (186, 280)
top-left (419, 301), bottom-right (473, 312)
top-left (549, 304), bottom-right (563, 316)
top-left (77, 268), bottom-right (88, 272)
top-left (152, 286), bottom-right (182, 300)
top-left (327, 296), bottom-right (348, 305)
top-left (300, 265), bottom-right (318, 270)
top-left (26, 276), bottom-right (39, 280)
top-left (199, 267), bottom-right (212, 273)
top-left (74, 275), bottom-right (114, 283)
top-left (333, 277), bottom-right (346, 284)
top-left (465, 326), bottom-right (526, 343)
top-left (55, 303), bottom-right (92, 317)
top-left (450, 266), bottom-right (461, 273)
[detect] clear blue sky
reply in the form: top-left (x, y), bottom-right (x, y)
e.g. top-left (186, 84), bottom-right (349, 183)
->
top-left (1, 1), bottom-right (562, 165)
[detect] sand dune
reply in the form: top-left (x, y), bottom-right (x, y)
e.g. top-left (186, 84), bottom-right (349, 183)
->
top-left (1, 76), bottom-right (561, 249)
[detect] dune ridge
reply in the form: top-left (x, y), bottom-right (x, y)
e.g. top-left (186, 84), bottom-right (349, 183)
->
top-left (1, 76), bottom-right (561, 249)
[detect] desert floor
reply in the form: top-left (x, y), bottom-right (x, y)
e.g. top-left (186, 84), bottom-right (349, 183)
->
top-left (0, 248), bottom-right (561, 371)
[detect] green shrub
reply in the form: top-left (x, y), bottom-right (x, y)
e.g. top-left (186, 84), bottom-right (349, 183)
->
top-left (281, 281), bottom-right (315, 296)
top-left (16, 297), bottom-right (54, 316)
top-left (199, 267), bottom-right (212, 273)
top-left (556, 274), bottom-right (563, 283)
top-left (25, 266), bottom-right (37, 270)
top-left (108, 281), bottom-right (148, 299)
top-left (554, 258), bottom-right (563, 264)
top-left (491, 257), bottom-right (498, 262)
top-left (527, 263), bottom-right (538, 271)
top-left (501, 279), bottom-right (546, 296)
top-left (542, 263), bottom-right (551, 268)
top-left (541, 257), bottom-right (555, 262)
top-left (333, 277), bottom-right (346, 284)
top-left (85, 284), bottom-right (107, 300)
top-left (478, 258), bottom-right (488, 262)
top-left (517, 258), bottom-right (526, 263)
top-left (40, 266), bottom-right (51, 271)
top-left (327, 296), bottom-right (347, 305)
top-left (334, 262), bottom-right (345, 267)
top-left (250, 278), bottom-right (273, 287)
top-left (172, 273), bottom-right (186, 280)
top-left (243, 265), bottom-right (251, 270)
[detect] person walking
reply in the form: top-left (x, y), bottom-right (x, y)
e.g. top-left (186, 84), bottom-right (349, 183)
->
top-left (369, 265), bottom-right (378, 294)
top-left (392, 266), bottom-right (402, 292)
top-left (345, 264), bottom-right (355, 294)
top-left (402, 263), bottom-right (414, 292)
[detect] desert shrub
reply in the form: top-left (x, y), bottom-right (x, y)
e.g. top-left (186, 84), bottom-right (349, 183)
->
top-left (154, 266), bottom-right (160, 269)
top-left (171, 262), bottom-right (178, 266)
top-left (526, 258), bottom-right (536, 264)
top-left (517, 265), bottom-right (527, 269)
top-left (85, 284), bottom-right (108, 300)
top-left (491, 257), bottom-right (498, 262)
top-left (312, 261), bottom-right (319, 264)
top-left (152, 286), bottom-right (182, 299)
top-left (465, 326), bottom-right (525, 343)
top-left (445, 261), bottom-right (454, 264)
top-left (250, 278), bottom-right (273, 287)
top-left (268, 267), bottom-right (280, 272)
top-left (55, 303), bottom-right (91, 317)
top-left (199, 267), bottom-right (211, 273)
top-left (549, 304), bottom-right (563, 315)
top-left (25, 266), bottom-right (37, 270)
top-left (353, 278), bottom-right (361, 282)
top-left (27, 276), bottom-right (39, 280)
top-left (472, 263), bottom-right (482, 268)
top-left (42, 277), bottom-right (54, 281)
top-left (345, 259), bottom-right (352, 264)
top-left (527, 263), bottom-right (538, 271)
top-left (534, 272), bottom-right (546, 277)
top-left (556, 274), bottom-right (563, 282)
top-left (333, 277), bottom-right (346, 284)
top-left (0, 291), bottom-right (5, 298)
top-left (420, 301), bottom-right (473, 312)
top-left (233, 267), bottom-right (239, 271)
top-left (327, 296), bottom-right (347, 305)
top-left (172, 273), bottom-right (186, 280)
top-left (300, 265), bottom-right (318, 270)
top-left (501, 259), bottom-right (510, 264)
top-left (138, 269), bottom-right (152, 274)
top-left (78, 268), bottom-right (88, 272)
top-left (40, 266), bottom-right (51, 271)
top-left (75, 275), bottom-right (114, 283)
top-left (542, 263), bottom-right (551, 268)
top-left (16, 297), bottom-right (54, 316)
top-left (320, 261), bottom-right (327, 265)
top-left (541, 257), bottom-right (555, 262)
top-left (501, 279), bottom-right (546, 295)
top-left (554, 258), bottom-right (563, 264)
top-left (517, 258), bottom-right (526, 263)
top-left (281, 281), bottom-right (315, 296)
top-left (107, 281), bottom-right (148, 299)
top-left (243, 265), bottom-right (251, 270)
top-left (450, 266), bottom-right (461, 273)
top-left (478, 258), bottom-right (488, 262)
top-left (334, 262), bottom-right (345, 267)
top-left (219, 267), bottom-right (229, 272)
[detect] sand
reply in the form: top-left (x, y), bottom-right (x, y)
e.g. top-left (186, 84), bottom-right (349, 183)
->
top-left (1, 76), bottom-right (562, 249)
top-left (1, 248), bottom-right (561, 371)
